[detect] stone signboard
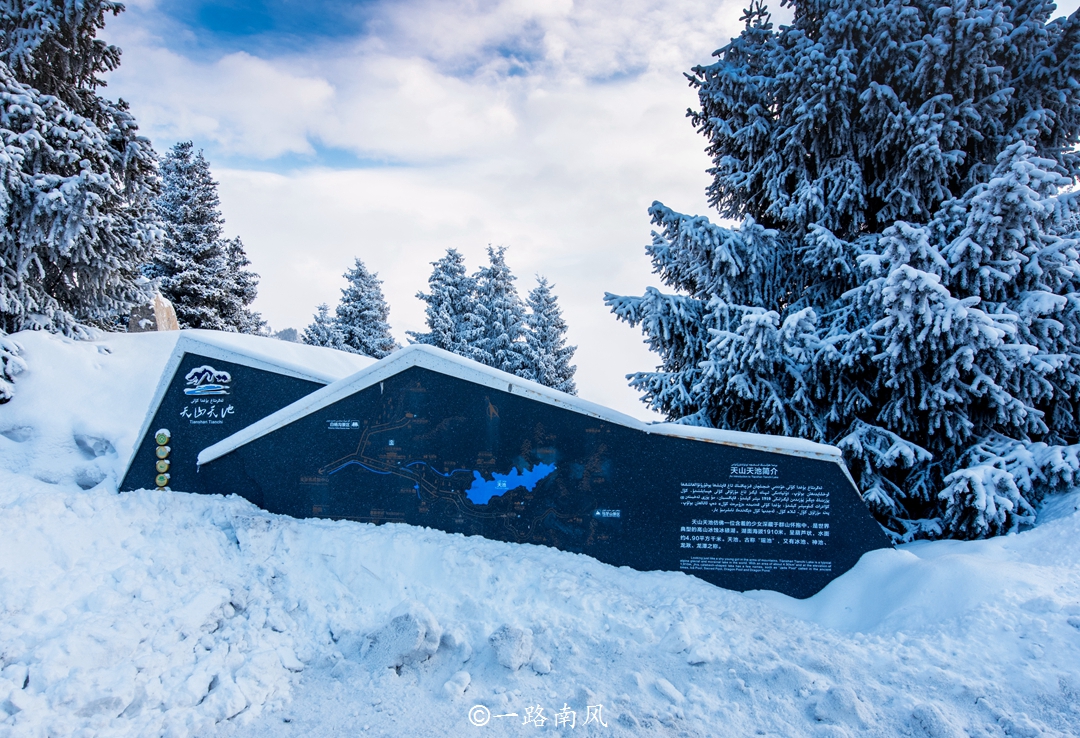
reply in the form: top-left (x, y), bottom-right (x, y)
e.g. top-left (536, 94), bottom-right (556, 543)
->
top-left (196, 348), bottom-right (890, 598)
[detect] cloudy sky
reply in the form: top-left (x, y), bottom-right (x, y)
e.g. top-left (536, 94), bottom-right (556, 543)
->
top-left (98, 0), bottom-right (1080, 418)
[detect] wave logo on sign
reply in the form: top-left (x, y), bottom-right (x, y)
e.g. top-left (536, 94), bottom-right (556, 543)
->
top-left (184, 365), bottom-right (232, 395)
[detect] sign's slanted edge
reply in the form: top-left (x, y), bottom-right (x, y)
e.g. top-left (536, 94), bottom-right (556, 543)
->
top-left (197, 344), bottom-right (843, 467)
top-left (120, 330), bottom-right (377, 486)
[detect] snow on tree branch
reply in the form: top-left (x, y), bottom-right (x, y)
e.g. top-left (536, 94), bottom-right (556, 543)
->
top-left (608, 0), bottom-right (1080, 540)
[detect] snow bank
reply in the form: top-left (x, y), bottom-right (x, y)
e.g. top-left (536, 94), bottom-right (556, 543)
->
top-left (1, 331), bottom-right (1079, 737)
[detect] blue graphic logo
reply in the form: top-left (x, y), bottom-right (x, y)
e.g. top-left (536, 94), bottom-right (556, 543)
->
top-left (184, 365), bottom-right (232, 396)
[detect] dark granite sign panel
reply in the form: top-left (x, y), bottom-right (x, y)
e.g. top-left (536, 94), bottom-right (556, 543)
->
top-left (120, 352), bottom-right (323, 494)
top-left (198, 366), bottom-right (890, 598)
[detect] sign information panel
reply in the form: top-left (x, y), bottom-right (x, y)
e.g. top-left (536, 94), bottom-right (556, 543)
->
top-left (198, 366), bottom-right (891, 598)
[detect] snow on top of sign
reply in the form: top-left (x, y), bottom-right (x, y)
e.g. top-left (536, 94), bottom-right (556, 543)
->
top-left (170, 329), bottom-right (375, 384)
top-left (647, 423), bottom-right (842, 459)
top-left (198, 344), bottom-right (842, 467)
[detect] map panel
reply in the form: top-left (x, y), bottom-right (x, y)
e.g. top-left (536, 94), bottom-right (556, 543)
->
top-left (199, 366), bottom-right (891, 598)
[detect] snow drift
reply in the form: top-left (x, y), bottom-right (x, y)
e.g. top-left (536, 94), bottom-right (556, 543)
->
top-left (1, 331), bottom-right (1078, 737)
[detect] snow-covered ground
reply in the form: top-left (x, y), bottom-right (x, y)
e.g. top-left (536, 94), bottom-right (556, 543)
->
top-left (1, 330), bottom-right (1079, 738)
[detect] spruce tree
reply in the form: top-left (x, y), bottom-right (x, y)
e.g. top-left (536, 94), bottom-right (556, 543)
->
top-left (220, 236), bottom-right (265, 334)
top-left (334, 258), bottom-right (398, 358)
top-left (606, 0), bottom-right (1080, 540)
top-left (407, 248), bottom-right (480, 356)
top-left (525, 277), bottom-right (577, 394)
top-left (152, 142), bottom-right (228, 330)
top-left (472, 246), bottom-right (530, 377)
top-left (303, 303), bottom-right (344, 349)
top-left (1, 0), bottom-right (123, 123)
top-left (0, 334), bottom-right (25, 402)
top-left (0, 0), bottom-right (159, 401)
top-left (0, 0), bottom-right (159, 338)
top-left (151, 143), bottom-right (263, 333)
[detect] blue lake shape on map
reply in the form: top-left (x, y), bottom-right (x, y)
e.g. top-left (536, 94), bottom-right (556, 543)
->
top-left (466, 463), bottom-right (557, 505)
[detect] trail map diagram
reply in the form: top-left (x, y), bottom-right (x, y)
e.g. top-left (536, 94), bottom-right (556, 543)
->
top-left (317, 414), bottom-right (558, 528)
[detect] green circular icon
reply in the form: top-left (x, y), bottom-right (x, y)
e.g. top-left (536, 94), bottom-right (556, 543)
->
top-left (154, 428), bottom-right (171, 445)
top-left (155, 445), bottom-right (170, 459)
top-left (155, 473), bottom-right (170, 487)
top-left (155, 459), bottom-right (170, 473)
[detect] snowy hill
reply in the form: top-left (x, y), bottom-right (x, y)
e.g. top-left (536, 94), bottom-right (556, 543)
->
top-left (1, 331), bottom-right (1079, 737)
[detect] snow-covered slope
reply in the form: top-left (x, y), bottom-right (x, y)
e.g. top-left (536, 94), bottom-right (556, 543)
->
top-left (1, 331), bottom-right (1079, 737)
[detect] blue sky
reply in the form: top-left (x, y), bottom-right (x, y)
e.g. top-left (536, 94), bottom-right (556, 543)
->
top-left (150, 0), bottom-right (594, 83)
top-left (156, 0), bottom-right (375, 49)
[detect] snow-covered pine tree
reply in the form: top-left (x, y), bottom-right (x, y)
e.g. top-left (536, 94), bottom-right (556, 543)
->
top-left (472, 246), bottom-right (530, 377)
top-left (0, 333), bottom-right (25, 402)
top-left (0, 0), bottom-right (159, 337)
top-left (334, 258), bottom-right (398, 358)
top-left (151, 143), bottom-right (264, 333)
top-left (0, 0), bottom-right (159, 401)
top-left (407, 248), bottom-right (480, 356)
top-left (605, 0), bottom-right (1080, 540)
top-left (220, 236), bottom-right (266, 334)
top-left (1, 0), bottom-right (123, 124)
top-left (525, 277), bottom-right (577, 394)
top-left (151, 142), bottom-right (230, 330)
top-left (303, 303), bottom-right (344, 349)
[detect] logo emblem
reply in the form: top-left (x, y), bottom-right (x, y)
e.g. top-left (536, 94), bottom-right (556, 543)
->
top-left (468, 705), bottom-right (491, 727)
top-left (184, 365), bottom-right (232, 396)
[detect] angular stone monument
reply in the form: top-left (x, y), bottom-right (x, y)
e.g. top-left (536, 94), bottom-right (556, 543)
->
top-left (120, 332), bottom-right (374, 495)
top-left (196, 345), bottom-right (890, 598)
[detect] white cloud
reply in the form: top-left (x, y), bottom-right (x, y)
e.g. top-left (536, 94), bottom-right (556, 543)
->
top-left (103, 0), bottom-right (750, 417)
top-left (109, 37), bottom-right (335, 157)
top-left (108, 0), bottom-right (745, 163)
top-left (363, 0), bottom-right (736, 82)
top-left (316, 55), bottom-right (521, 161)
